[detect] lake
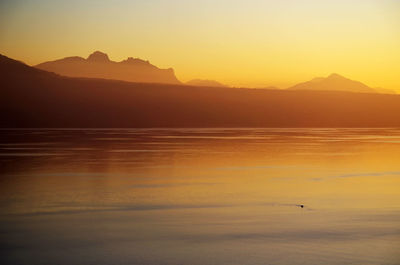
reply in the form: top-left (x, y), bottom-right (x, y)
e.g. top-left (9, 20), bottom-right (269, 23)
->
top-left (0, 128), bottom-right (399, 265)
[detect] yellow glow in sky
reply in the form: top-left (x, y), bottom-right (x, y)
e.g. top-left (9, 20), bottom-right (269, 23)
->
top-left (0, 0), bottom-right (399, 90)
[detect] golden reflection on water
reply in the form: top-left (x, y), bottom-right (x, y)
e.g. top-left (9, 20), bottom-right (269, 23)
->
top-left (0, 129), bottom-right (399, 265)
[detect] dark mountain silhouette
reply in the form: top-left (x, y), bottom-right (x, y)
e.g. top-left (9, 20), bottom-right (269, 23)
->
top-left (186, 79), bottom-right (227, 88)
top-left (288, 73), bottom-right (380, 93)
top-left (0, 54), bottom-right (58, 79)
top-left (35, 51), bottom-right (181, 84)
top-left (2, 54), bottom-right (400, 128)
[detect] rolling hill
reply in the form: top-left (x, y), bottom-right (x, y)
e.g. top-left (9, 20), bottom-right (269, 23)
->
top-left (288, 73), bottom-right (377, 93)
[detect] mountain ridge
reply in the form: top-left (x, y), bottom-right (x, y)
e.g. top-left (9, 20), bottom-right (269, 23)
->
top-left (33, 52), bottom-right (396, 94)
top-left (35, 51), bottom-right (181, 85)
top-left (2, 54), bottom-right (400, 128)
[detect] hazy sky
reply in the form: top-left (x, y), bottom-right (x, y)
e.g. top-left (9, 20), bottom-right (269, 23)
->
top-left (1, 0), bottom-right (399, 90)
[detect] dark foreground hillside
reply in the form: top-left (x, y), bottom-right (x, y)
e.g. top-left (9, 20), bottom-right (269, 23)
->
top-left (1, 54), bottom-right (400, 128)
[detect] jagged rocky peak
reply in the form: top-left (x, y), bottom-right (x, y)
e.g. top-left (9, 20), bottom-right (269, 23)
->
top-left (87, 51), bottom-right (110, 62)
top-left (35, 51), bottom-right (181, 84)
top-left (122, 57), bottom-right (151, 65)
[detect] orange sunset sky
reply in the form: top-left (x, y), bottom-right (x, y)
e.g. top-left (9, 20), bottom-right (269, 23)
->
top-left (0, 0), bottom-right (399, 91)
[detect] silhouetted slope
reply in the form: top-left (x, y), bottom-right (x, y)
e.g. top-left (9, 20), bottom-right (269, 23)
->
top-left (35, 51), bottom-right (181, 84)
top-left (2, 55), bottom-right (400, 128)
top-left (187, 79), bottom-right (227, 87)
top-left (0, 54), bottom-right (58, 79)
top-left (288, 74), bottom-right (377, 93)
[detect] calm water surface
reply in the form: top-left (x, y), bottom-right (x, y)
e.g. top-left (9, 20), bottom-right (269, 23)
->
top-left (0, 128), bottom-right (399, 265)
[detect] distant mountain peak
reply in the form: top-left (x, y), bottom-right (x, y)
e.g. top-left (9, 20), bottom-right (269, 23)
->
top-left (288, 73), bottom-right (377, 94)
top-left (87, 51), bottom-right (110, 62)
top-left (327, 73), bottom-right (344, 79)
